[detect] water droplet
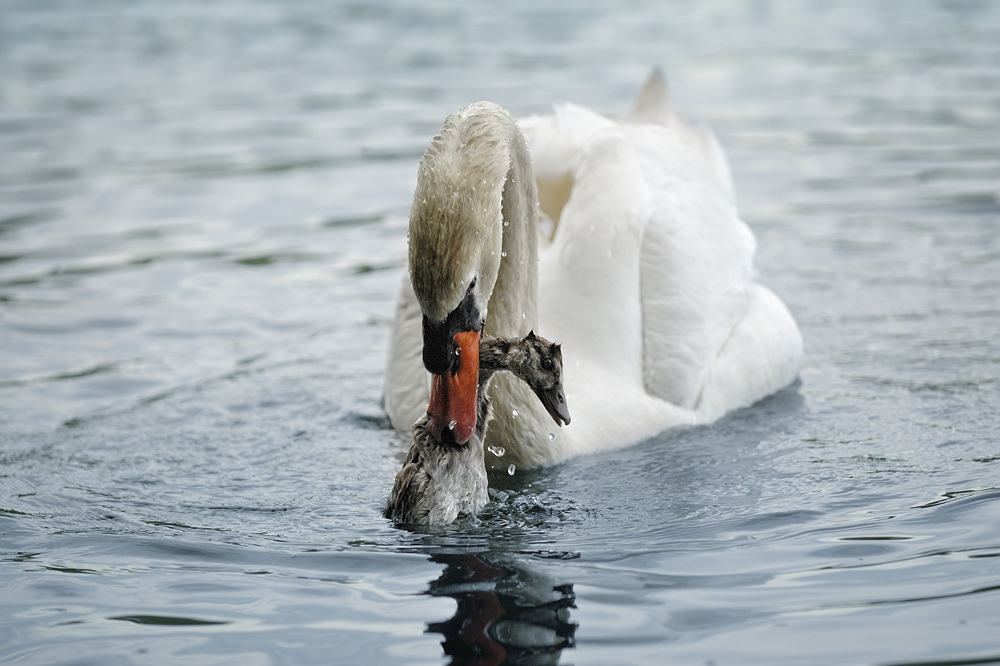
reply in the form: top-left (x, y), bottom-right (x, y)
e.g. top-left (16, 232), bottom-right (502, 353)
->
top-left (488, 445), bottom-right (505, 458)
top-left (455, 347), bottom-right (460, 356)
top-left (507, 464), bottom-right (516, 476)
top-left (511, 409), bottom-right (518, 418)
top-left (548, 433), bottom-right (555, 440)
top-left (503, 220), bottom-right (509, 227)
top-left (500, 251), bottom-right (507, 258)
top-left (448, 420), bottom-right (457, 430)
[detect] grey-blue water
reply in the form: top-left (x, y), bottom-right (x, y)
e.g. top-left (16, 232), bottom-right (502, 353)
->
top-left (2, 1), bottom-right (999, 664)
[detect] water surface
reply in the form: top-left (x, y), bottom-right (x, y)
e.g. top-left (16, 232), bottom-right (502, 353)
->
top-left (2, 1), bottom-right (1000, 664)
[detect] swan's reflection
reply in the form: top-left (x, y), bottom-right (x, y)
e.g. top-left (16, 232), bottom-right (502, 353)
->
top-left (426, 552), bottom-right (577, 665)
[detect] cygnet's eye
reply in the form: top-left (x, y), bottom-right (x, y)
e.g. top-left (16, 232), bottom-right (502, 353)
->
top-left (542, 357), bottom-right (553, 371)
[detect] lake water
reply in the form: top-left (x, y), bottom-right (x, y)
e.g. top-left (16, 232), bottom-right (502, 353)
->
top-left (2, 1), bottom-right (999, 664)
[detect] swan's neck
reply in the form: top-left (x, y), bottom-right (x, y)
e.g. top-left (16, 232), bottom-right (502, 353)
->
top-left (408, 102), bottom-right (539, 336)
top-left (490, 121), bottom-right (539, 337)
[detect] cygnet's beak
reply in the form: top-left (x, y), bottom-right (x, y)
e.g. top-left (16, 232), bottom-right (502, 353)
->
top-left (426, 330), bottom-right (480, 445)
top-left (535, 384), bottom-right (571, 426)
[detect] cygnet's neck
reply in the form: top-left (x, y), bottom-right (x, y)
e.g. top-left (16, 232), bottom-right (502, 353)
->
top-left (479, 335), bottom-right (534, 384)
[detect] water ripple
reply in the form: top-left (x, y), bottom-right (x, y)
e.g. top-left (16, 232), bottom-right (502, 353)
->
top-left (3, 1), bottom-right (1000, 663)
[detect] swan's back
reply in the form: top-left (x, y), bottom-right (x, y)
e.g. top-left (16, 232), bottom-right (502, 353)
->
top-left (520, 103), bottom-right (752, 410)
top-left (519, 74), bottom-right (801, 446)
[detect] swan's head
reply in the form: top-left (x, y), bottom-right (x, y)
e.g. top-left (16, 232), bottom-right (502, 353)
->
top-left (408, 103), bottom-right (512, 445)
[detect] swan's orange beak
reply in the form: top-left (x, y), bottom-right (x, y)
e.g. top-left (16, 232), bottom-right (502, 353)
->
top-left (427, 330), bottom-right (480, 445)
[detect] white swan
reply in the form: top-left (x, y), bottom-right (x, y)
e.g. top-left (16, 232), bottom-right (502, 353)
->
top-left (385, 71), bottom-right (802, 467)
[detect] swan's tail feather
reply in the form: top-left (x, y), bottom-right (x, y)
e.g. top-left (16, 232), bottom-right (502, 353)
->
top-left (626, 67), bottom-right (673, 125)
top-left (625, 68), bottom-right (736, 200)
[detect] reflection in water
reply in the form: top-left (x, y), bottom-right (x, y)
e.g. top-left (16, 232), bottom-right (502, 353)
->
top-left (426, 553), bottom-right (577, 665)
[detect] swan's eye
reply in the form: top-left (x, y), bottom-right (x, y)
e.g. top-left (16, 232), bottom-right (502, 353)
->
top-left (542, 357), bottom-right (553, 371)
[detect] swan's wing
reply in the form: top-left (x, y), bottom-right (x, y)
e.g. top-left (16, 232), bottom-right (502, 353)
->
top-left (384, 273), bottom-right (430, 432)
top-left (695, 283), bottom-right (803, 422)
top-left (525, 101), bottom-right (762, 412)
top-left (519, 104), bottom-right (616, 236)
top-left (519, 103), bottom-right (614, 181)
top-left (529, 121), bottom-right (702, 459)
top-left (696, 125), bottom-right (736, 202)
top-left (631, 121), bottom-right (756, 409)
